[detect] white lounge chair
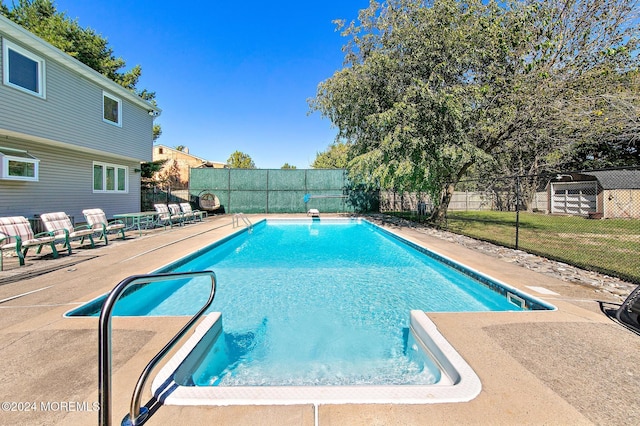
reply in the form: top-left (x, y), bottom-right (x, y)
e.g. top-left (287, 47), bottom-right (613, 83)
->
top-left (168, 203), bottom-right (187, 225)
top-left (307, 209), bottom-right (320, 217)
top-left (40, 212), bottom-right (95, 254)
top-left (180, 202), bottom-right (206, 222)
top-left (154, 204), bottom-right (181, 228)
top-left (0, 216), bottom-right (58, 270)
top-left (82, 208), bottom-right (126, 245)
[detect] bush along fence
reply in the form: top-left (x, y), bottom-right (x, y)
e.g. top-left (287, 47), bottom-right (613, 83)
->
top-left (384, 167), bottom-right (640, 284)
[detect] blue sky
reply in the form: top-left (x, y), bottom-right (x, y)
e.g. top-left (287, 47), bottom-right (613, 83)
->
top-left (53, 0), bottom-right (371, 168)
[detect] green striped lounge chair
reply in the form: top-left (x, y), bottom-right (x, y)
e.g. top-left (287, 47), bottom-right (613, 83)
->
top-left (40, 212), bottom-right (96, 254)
top-left (82, 209), bottom-right (126, 245)
top-left (0, 216), bottom-right (58, 270)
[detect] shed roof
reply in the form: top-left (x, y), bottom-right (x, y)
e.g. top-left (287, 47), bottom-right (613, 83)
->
top-left (582, 169), bottom-right (640, 190)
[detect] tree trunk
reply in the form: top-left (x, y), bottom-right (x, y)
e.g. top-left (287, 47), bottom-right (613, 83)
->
top-left (429, 159), bottom-right (476, 224)
top-left (430, 182), bottom-right (456, 224)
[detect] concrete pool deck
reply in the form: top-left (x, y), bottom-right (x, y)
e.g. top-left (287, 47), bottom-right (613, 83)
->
top-left (0, 214), bottom-right (637, 425)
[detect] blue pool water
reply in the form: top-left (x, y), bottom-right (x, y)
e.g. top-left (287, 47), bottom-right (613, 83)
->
top-left (70, 218), bottom-right (550, 387)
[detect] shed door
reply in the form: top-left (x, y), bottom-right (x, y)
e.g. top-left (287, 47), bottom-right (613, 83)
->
top-left (551, 182), bottom-right (597, 216)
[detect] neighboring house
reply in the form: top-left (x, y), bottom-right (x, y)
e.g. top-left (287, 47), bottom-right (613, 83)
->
top-left (152, 144), bottom-right (226, 188)
top-left (548, 168), bottom-right (640, 218)
top-left (0, 15), bottom-right (160, 225)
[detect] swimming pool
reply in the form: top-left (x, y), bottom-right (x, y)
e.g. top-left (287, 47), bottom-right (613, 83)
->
top-left (69, 218), bottom-right (554, 404)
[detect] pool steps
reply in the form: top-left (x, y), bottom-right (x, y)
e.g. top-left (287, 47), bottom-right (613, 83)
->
top-left (149, 310), bottom-right (482, 406)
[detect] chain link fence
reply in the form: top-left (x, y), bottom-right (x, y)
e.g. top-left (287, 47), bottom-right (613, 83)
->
top-left (382, 168), bottom-right (640, 284)
top-left (141, 185), bottom-right (190, 212)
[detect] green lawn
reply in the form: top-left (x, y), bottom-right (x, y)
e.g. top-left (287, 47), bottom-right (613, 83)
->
top-left (392, 210), bottom-right (640, 284)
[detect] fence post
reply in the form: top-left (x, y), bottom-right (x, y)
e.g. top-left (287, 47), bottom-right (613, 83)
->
top-left (515, 175), bottom-right (520, 250)
top-left (228, 169), bottom-right (232, 213)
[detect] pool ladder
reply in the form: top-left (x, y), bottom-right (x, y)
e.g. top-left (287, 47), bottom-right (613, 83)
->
top-left (98, 271), bottom-right (217, 426)
top-left (232, 213), bottom-right (252, 229)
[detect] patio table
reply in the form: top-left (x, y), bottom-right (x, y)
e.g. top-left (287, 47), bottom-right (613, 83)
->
top-left (113, 211), bottom-right (158, 236)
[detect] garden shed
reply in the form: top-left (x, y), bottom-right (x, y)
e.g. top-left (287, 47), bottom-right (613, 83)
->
top-left (548, 169), bottom-right (640, 218)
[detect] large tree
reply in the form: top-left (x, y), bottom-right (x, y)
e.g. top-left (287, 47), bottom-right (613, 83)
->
top-left (549, 70), bottom-right (640, 170)
top-left (312, 142), bottom-right (350, 169)
top-left (311, 0), bottom-right (639, 222)
top-left (1, 0), bottom-right (161, 140)
top-left (227, 151), bottom-right (256, 169)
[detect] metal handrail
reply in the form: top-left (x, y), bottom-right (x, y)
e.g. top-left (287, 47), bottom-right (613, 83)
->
top-left (232, 213), bottom-right (252, 228)
top-left (98, 271), bottom-right (217, 426)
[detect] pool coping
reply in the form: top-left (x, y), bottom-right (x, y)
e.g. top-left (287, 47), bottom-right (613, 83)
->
top-left (151, 310), bottom-right (482, 405)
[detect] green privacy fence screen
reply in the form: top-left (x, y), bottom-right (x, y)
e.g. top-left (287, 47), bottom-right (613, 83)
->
top-left (189, 168), bottom-right (354, 214)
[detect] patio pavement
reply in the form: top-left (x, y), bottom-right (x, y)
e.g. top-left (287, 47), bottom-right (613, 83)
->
top-left (0, 214), bottom-right (638, 425)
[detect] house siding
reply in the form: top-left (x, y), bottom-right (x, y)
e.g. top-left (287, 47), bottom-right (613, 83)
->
top-left (0, 19), bottom-right (158, 224)
top-left (0, 34), bottom-right (153, 162)
top-left (0, 137), bottom-right (141, 221)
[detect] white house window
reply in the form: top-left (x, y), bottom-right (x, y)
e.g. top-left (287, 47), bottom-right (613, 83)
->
top-left (0, 147), bottom-right (40, 181)
top-left (93, 162), bottom-right (128, 193)
top-left (103, 92), bottom-right (122, 126)
top-left (2, 39), bottom-right (46, 98)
